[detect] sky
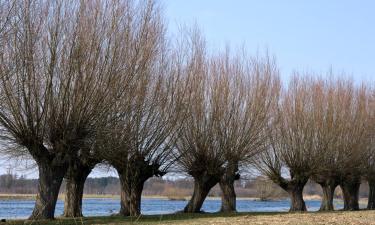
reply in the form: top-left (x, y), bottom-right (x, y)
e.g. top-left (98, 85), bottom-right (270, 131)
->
top-left (164, 0), bottom-right (375, 83)
top-left (1, 0), bottom-right (375, 178)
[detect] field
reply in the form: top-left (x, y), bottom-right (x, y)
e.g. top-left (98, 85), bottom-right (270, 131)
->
top-left (3, 211), bottom-right (375, 225)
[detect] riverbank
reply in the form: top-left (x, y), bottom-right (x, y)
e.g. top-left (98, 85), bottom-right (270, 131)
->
top-left (0, 193), bottom-right (369, 207)
top-left (3, 210), bottom-right (375, 225)
top-left (0, 193), bottom-right (335, 201)
top-left (0, 194), bottom-right (259, 201)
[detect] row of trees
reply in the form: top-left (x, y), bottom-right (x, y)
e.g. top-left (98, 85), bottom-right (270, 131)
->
top-left (0, 0), bottom-right (374, 220)
top-left (254, 76), bottom-right (373, 211)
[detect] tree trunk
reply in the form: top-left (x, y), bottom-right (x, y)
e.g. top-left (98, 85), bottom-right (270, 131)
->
top-left (184, 173), bottom-right (219, 213)
top-left (118, 171), bottom-right (131, 216)
top-left (340, 177), bottom-right (360, 211)
top-left (313, 176), bottom-right (338, 211)
top-left (276, 176), bottom-right (308, 212)
top-left (219, 162), bottom-right (240, 212)
top-left (117, 167), bottom-right (150, 217)
top-left (219, 180), bottom-right (236, 212)
top-left (63, 162), bottom-right (93, 217)
top-left (287, 183), bottom-right (307, 212)
top-left (319, 183), bottom-right (337, 211)
top-left (29, 160), bottom-right (67, 220)
top-left (368, 180), bottom-right (375, 210)
top-left (128, 181), bottom-right (144, 216)
top-left (119, 181), bottom-right (130, 216)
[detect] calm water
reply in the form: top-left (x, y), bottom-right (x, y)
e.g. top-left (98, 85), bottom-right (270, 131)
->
top-left (0, 198), bottom-right (345, 219)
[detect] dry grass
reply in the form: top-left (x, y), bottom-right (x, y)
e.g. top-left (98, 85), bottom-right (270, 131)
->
top-left (154, 211), bottom-right (375, 225)
top-left (5, 211), bottom-right (375, 225)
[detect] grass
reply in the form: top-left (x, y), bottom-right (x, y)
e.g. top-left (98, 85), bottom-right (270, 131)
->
top-left (1, 212), bottom-right (278, 225)
top-left (3, 211), bottom-right (375, 225)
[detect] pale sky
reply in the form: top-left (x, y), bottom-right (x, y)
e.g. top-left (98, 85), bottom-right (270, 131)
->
top-left (164, 0), bottom-right (375, 83)
top-left (1, 1), bottom-right (375, 178)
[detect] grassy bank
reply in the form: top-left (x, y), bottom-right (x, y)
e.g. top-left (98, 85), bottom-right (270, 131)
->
top-left (3, 211), bottom-right (375, 225)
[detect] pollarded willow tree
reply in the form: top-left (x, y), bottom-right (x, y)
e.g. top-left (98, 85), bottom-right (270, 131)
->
top-left (309, 79), bottom-right (349, 211)
top-left (364, 93), bottom-right (375, 209)
top-left (100, 73), bottom-right (184, 216)
top-left (0, 0), bottom-right (131, 219)
top-left (311, 79), bottom-right (370, 211)
top-left (254, 76), bottom-right (323, 212)
top-left (173, 29), bottom-right (280, 213)
top-left (97, 0), bottom-right (186, 217)
top-left (59, 0), bottom-right (157, 218)
top-left (336, 84), bottom-right (370, 211)
top-left (173, 31), bottom-right (226, 213)
top-left (217, 55), bottom-right (280, 213)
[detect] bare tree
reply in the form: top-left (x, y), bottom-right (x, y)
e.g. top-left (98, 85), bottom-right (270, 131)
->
top-left (171, 30), bottom-right (279, 213)
top-left (173, 31), bottom-right (226, 213)
top-left (58, 0), bottom-right (139, 218)
top-left (63, 152), bottom-right (99, 217)
top-left (0, 0), bottom-right (130, 219)
top-left (101, 74), bottom-right (183, 216)
top-left (309, 79), bottom-right (344, 211)
top-left (97, 1), bottom-right (185, 216)
top-left (254, 76), bottom-right (323, 212)
top-left (336, 84), bottom-right (370, 211)
top-left (255, 75), bottom-right (370, 212)
top-left (0, 0), bottom-right (15, 41)
top-left (310, 79), bottom-right (369, 211)
top-left (217, 54), bottom-right (280, 212)
top-left (99, 66), bottom-right (183, 217)
top-left (364, 91), bottom-right (375, 209)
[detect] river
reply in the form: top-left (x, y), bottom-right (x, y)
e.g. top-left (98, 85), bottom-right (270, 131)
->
top-left (0, 198), bottom-right (346, 219)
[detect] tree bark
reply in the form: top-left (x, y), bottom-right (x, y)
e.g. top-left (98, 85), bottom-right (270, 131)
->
top-left (313, 176), bottom-right (338, 211)
top-left (119, 176), bottom-right (145, 216)
top-left (219, 162), bottom-right (240, 212)
top-left (29, 160), bottom-right (67, 220)
top-left (340, 176), bottom-right (360, 211)
top-left (184, 173), bottom-right (219, 213)
top-left (116, 164), bottom-right (154, 217)
top-left (128, 181), bottom-right (144, 216)
top-left (219, 180), bottom-right (236, 212)
top-left (368, 180), bottom-right (375, 210)
top-left (319, 183), bottom-right (337, 211)
top-left (63, 162), bottom-right (93, 217)
top-left (276, 175), bottom-right (308, 212)
top-left (287, 183), bottom-right (307, 212)
top-left (119, 179), bottom-right (130, 216)
top-left (117, 170), bottom-right (131, 216)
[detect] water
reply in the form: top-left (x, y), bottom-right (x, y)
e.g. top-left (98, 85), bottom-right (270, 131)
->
top-left (0, 198), bottom-right (344, 219)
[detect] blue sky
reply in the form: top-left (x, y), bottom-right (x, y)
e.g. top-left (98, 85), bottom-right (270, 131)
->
top-left (2, 1), bottom-right (374, 178)
top-left (164, 0), bottom-right (375, 83)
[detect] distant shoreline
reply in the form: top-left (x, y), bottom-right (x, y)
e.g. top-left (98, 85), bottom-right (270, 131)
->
top-left (0, 193), bottom-right (368, 206)
top-left (0, 193), bottom-right (341, 201)
top-left (0, 194), bottom-right (259, 200)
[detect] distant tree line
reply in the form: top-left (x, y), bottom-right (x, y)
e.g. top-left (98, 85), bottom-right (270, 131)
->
top-left (3, 173), bottom-right (372, 200)
top-left (1, 0), bottom-right (375, 220)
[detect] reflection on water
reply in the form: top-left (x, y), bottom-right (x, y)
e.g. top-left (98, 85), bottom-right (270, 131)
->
top-left (0, 198), bottom-right (345, 219)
